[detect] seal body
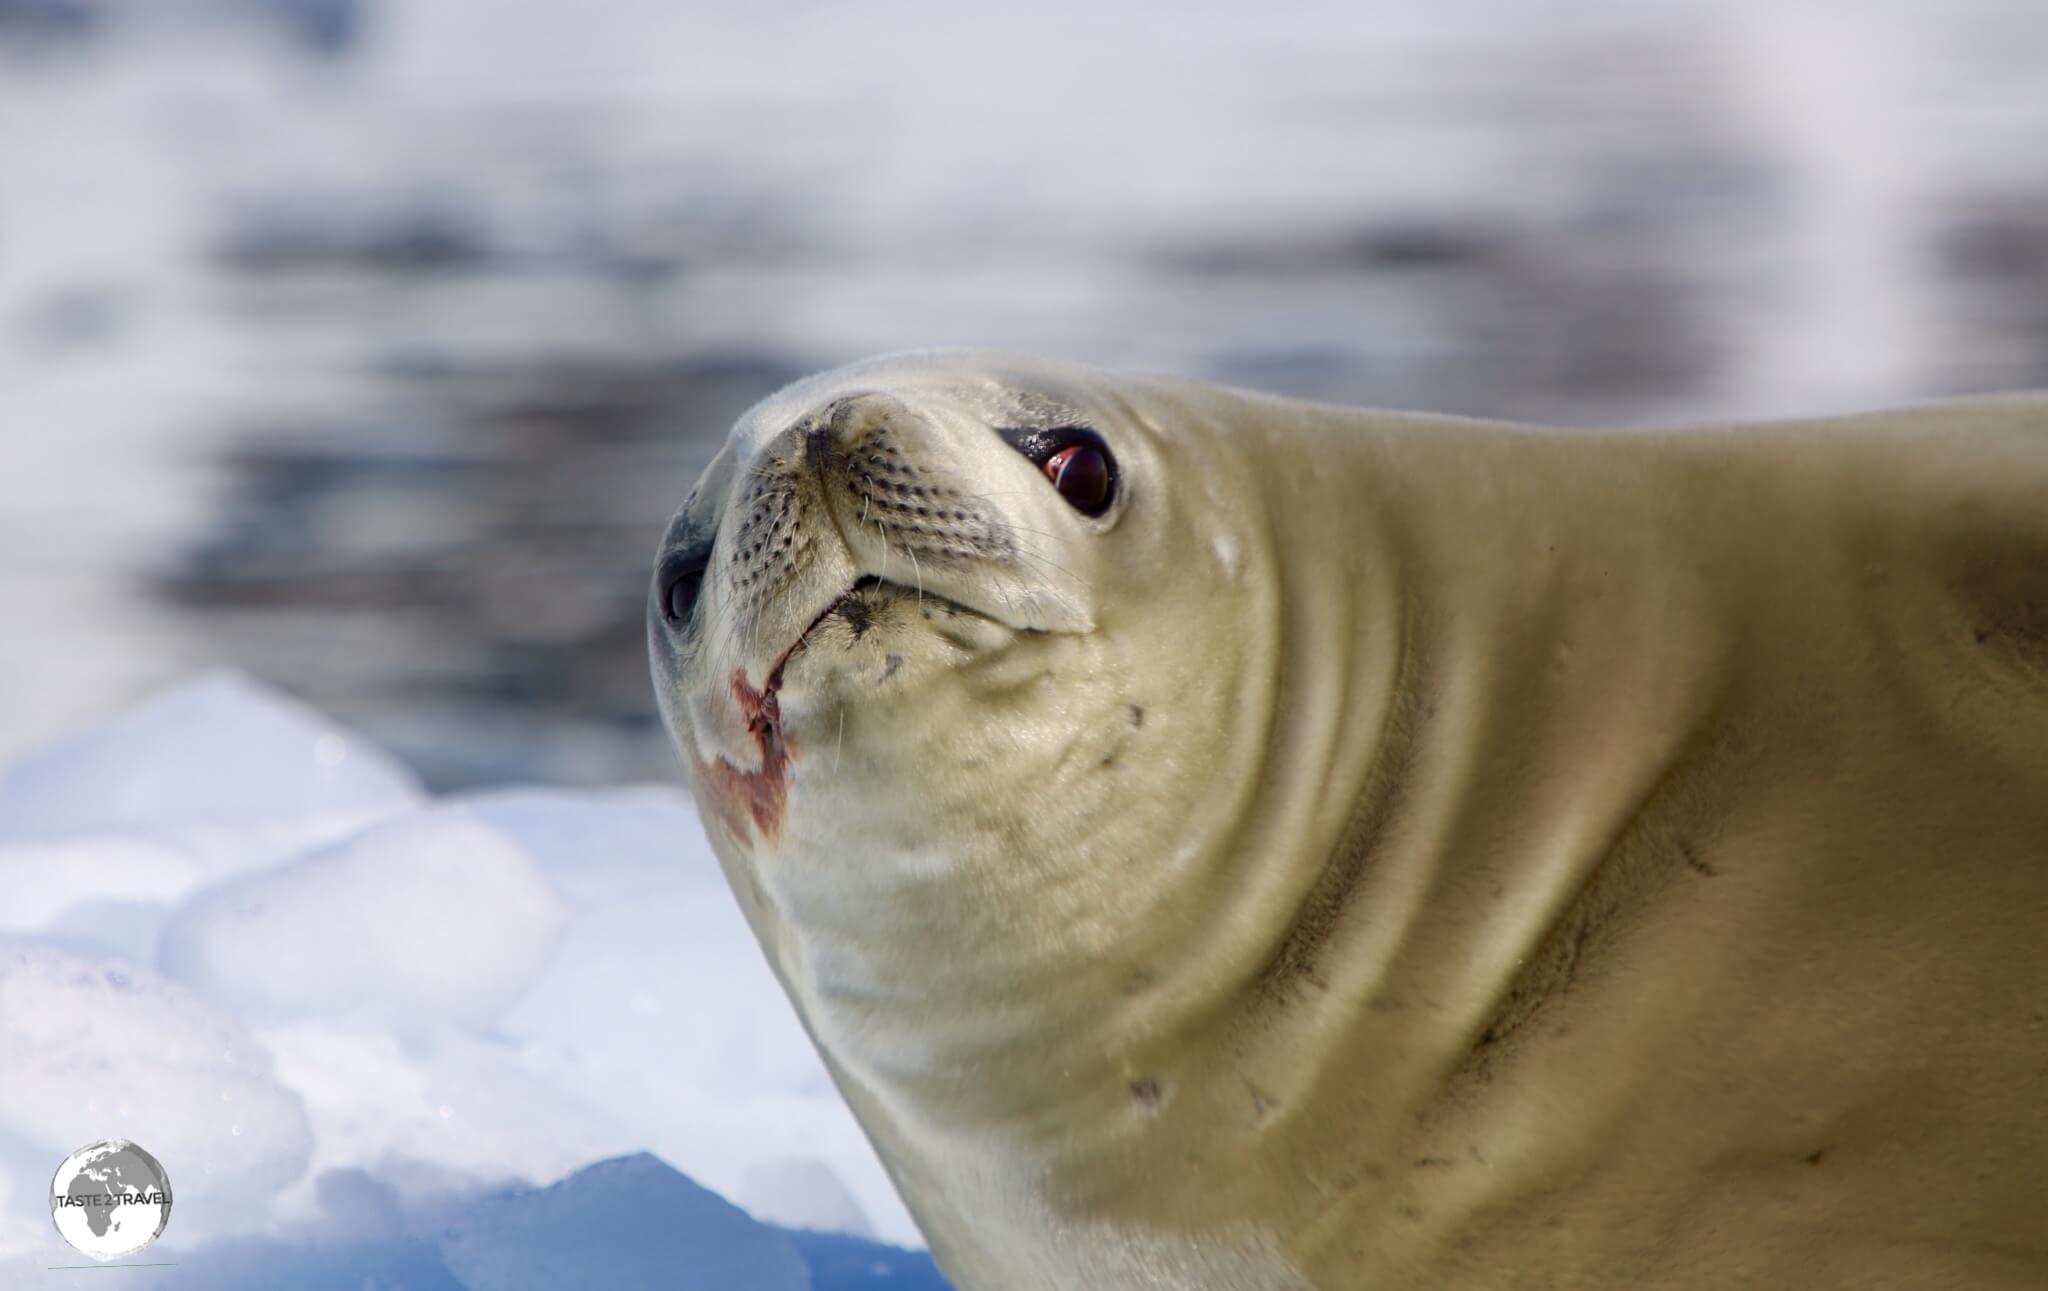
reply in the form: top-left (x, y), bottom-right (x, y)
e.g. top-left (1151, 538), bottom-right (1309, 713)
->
top-left (649, 352), bottom-right (2048, 1290)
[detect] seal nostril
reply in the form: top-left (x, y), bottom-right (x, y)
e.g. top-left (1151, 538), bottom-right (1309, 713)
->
top-left (803, 423), bottom-right (834, 474)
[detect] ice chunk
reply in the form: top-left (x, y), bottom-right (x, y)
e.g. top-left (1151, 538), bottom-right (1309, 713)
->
top-left (138, 1234), bottom-right (467, 1291)
top-left (313, 1166), bottom-right (407, 1240)
top-left (0, 941), bottom-right (313, 1224)
top-left (780, 1227), bottom-right (954, 1290)
top-left (438, 1152), bottom-right (810, 1291)
top-left (159, 809), bottom-right (569, 1028)
top-left (0, 825), bottom-right (336, 968)
top-left (468, 787), bottom-right (825, 1096)
top-left (738, 1156), bottom-right (874, 1238)
top-left (0, 833), bottom-right (200, 936)
top-left (0, 670), bottom-right (422, 841)
top-left (254, 1019), bottom-right (640, 1217)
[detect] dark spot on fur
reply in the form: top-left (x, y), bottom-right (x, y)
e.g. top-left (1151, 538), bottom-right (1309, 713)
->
top-left (881, 654), bottom-right (903, 681)
top-left (1414, 1156), bottom-right (1454, 1170)
top-left (1127, 703), bottom-right (1144, 728)
top-left (1122, 968), bottom-right (1156, 995)
top-left (837, 594), bottom-right (871, 639)
top-left (1944, 526), bottom-right (2048, 677)
top-left (1098, 753), bottom-right (1115, 768)
top-left (1678, 838), bottom-right (1717, 876)
top-left (1129, 1078), bottom-right (1163, 1114)
top-left (1245, 1081), bottom-right (1279, 1120)
top-left (1801, 1148), bottom-right (1827, 1166)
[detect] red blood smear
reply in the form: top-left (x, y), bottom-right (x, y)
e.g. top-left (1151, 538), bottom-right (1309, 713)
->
top-left (692, 666), bottom-right (795, 845)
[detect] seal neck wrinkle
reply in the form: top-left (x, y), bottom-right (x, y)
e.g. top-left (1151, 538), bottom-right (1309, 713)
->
top-left (1201, 410), bottom-right (1742, 1138)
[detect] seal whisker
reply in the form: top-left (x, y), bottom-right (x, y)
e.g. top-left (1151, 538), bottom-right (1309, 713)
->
top-left (997, 535), bottom-right (1086, 585)
top-left (870, 512), bottom-right (897, 585)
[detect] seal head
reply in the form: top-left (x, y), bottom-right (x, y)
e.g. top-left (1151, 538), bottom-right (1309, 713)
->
top-left (650, 351), bottom-right (1357, 1286)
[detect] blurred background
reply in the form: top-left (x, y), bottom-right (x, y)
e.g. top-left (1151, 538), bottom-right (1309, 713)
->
top-left (4, 0), bottom-right (2047, 789)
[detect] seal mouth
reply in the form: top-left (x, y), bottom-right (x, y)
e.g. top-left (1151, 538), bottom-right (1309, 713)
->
top-left (727, 574), bottom-right (981, 764)
top-left (771, 578), bottom-right (881, 689)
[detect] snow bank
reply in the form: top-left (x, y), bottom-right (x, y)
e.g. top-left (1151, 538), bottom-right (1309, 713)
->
top-left (0, 670), bottom-right (930, 1279)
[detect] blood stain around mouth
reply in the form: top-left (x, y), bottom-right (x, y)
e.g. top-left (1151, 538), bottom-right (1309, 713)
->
top-left (694, 665), bottom-right (794, 845)
top-left (692, 577), bottom-right (899, 844)
top-left (693, 582), bottom-right (862, 844)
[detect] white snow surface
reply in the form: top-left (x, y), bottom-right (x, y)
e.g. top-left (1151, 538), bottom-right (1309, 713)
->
top-left (0, 671), bottom-right (912, 1269)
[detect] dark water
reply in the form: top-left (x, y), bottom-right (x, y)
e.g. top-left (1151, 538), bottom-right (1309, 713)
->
top-left (6, 0), bottom-right (2047, 788)
top-left (154, 338), bottom-right (793, 786)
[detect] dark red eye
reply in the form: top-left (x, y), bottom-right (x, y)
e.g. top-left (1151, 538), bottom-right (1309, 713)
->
top-left (1043, 443), bottom-right (1113, 516)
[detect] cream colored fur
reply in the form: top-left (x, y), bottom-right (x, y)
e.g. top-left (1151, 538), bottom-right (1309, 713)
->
top-left (651, 353), bottom-right (2048, 1290)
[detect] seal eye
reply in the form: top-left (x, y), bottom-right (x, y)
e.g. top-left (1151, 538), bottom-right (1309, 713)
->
top-left (659, 553), bottom-right (709, 627)
top-left (1043, 444), bottom-right (1112, 516)
top-left (997, 423), bottom-right (1120, 518)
